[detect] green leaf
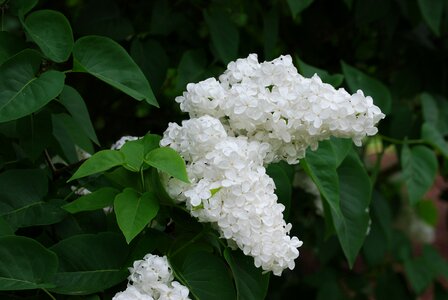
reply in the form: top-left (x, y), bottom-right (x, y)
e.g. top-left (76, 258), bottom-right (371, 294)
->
top-left (58, 85), bottom-right (99, 145)
top-left (0, 169), bottom-right (49, 230)
top-left (224, 249), bottom-right (270, 300)
top-left (415, 200), bottom-right (438, 226)
top-left (266, 163), bottom-right (292, 219)
top-left (421, 245), bottom-right (448, 279)
top-left (204, 10), bottom-right (239, 64)
top-left (421, 93), bottom-right (439, 127)
top-left (131, 39), bottom-right (169, 92)
top-left (296, 56), bottom-right (344, 88)
top-left (170, 250), bottom-right (236, 300)
top-left (401, 145), bottom-right (438, 205)
top-left (49, 232), bottom-right (128, 295)
top-left (341, 61), bottom-right (391, 114)
top-left (52, 113), bottom-right (94, 161)
top-left (9, 0), bottom-right (38, 15)
top-left (0, 236), bottom-right (58, 290)
top-left (0, 49), bottom-right (65, 123)
top-left (119, 134), bottom-right (161, 172)
top-left (363, 191), bottom-right (392, 266)
top-left (120, 139), bottom-right (145, 172)
top-left (417, 0), bottom-right (444, 36)
top-left (69, 150), bottom-right (125, 181)
top-left (145, 147), bottom-right (189, 183)
top-left (422, 122), bottom-right (448, 158)
top-left (176, 49), bottom-right (207, 91)
top-left (24, 10), bottom-right (74, 63)
top-left (63, 187), bottom-right (119, 213)
top-left (404, 257), bottom-right (433, 294)
top-left (0, 216), bottom-right (13, 236)
top-left (335, 150), bottom-right (371, 267)
top-left (72, 36), bottom-right (158, 107)
top-left (17, 109), bottom-right (53, 161)
top-left (114, 189), bottom-right (159, 243)
top-left (287, 0), bottom-right (314, 17)
top-left (0, 32), bottom-right (26, 65)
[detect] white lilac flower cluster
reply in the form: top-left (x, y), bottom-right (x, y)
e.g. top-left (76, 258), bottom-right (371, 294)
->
top-left (113, 254), bottom-right (190, 300)
top-left (162, 116), bottom-right (302, 275)
top-left (161, 54), bottom-right (384, 276)
top-left (176, 54), bottom-right (385, 164)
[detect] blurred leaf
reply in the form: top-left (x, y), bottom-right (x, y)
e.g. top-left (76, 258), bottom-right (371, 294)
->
top-left (422, 122), bottom-right (448, 158)
top-left (404, 257), bottom-right (433, 294)
top-left (8, 0), bottom-right (38, 15)
top-left (0, 49), bottom-right (65, 123)
top-left (49, 232), bottom-right (128, 295)
top-left (131, 39), bottom-right (169, 93)
top-left (74, 0), bottom-right (134, 41)
top-left (363, 191), bottom-right (392, 266)
top-left (69, 150), bottom-right (125, 181)
top-left (24, 10), bottom-right (74, 62)
top-left (341, 61), bottom-right (391, 114)
top-left (170, 250), bottom-right (236, 300)
top-left (104, 167), bottom-right (142, 192)
top-left (0, 236), bottom-right (58, 290)
top-left (296, 56), bottom-right (344, 88)
top-left (0, 216), bottom-right (13, 236)
top-left (287, 0), bottom-right (314, 17)
top-left (0, 169), bottom-right (48, 230)
top-left (17, 109), bottom-right (53, 161)
top-left (336, 150), bottom-right (371, 267)
top-left (266, 163), bottom-right (292, 219)
top-left (73, 36), bottom-right (158, 107)
top-left (63, 187), bottom-right (119, 213)
top-left (58, 85), bottom-right (99, 145)
top-left (421, 245), bottom-right (448, 279)
top-left (375, 271), bottom-right (412, 300)
top-left (417, 0), bottom-right (444, 36)
top-left (421, 93), bottom-right (439, 127)
top-left (401, 145), bottom-right (437, 205)
top-left (0, 32), bottom-right (26, 65)
top-left (415, 200), bottom-right (438, 226)
top-left (224, 248), bottom-right (270, 300)
top-left (145, 147), bottom-right (189, 183)
top-left (176, 49), bottom-right (207, 91)
top-left (204, 10), bottom-right (239, 64)
top-left (114, 189), bottom-right (159, 243)
top-left (52, 113), bottom-right (94, 160)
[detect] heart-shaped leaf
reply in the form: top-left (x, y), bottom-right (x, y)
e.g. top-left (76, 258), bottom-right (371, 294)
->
top-left (114, 189), bottom-right (159, 243)
top-left (24, 10), bottom-right (74, 62)
top-left (0, 50), bottom-right (65, 123)
top-left (73, 36), bottom-right (158, 107)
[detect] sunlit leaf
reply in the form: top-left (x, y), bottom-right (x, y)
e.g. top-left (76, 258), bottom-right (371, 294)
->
top-left (114, 189), bottom-right (159, 243)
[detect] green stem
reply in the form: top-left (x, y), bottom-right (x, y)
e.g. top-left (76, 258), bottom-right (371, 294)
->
top-left (42, 288), bottom-right (56, 300)
top-left (140, 167), bottom-right (146, 192)
top-left (379, 135), bottom-right (425, 145)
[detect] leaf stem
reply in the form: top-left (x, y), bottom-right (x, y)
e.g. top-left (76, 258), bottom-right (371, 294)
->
top-left (140, 167), bottom-right (146, 192)
top-left (42, 288), bottom-right (56, 300)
